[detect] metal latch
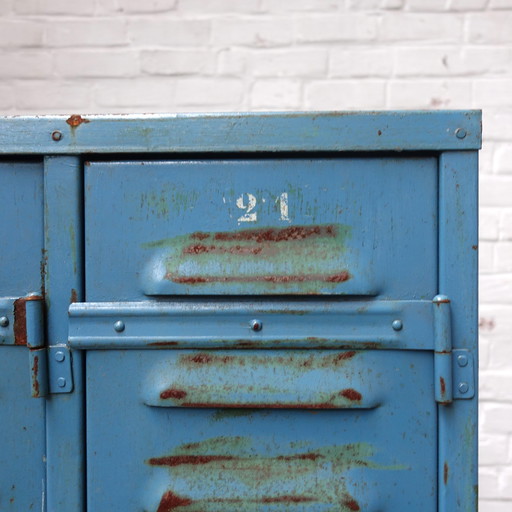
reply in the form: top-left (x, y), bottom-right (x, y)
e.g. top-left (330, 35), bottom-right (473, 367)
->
top-left (433, 295), bottom-right (475, 404)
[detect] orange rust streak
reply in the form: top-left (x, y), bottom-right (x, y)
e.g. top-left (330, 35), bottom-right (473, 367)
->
top-left (440, 377), bottom-right (446, 396)
top-left (213, 225), bottom-right (336, 243)
top-left (32, 355), bottom-right (39, 396)
top-left (444, 462), bottom-right (449, 485)
top-left (149, 455), bottom-right (236, 467)
top-left (179, 402), bottom-right (342, 409)
top-left (340, 389), bottom-right (362, 401)
top-left (157, 491), bottom-right (192, 512)
top-left (169, 272), bottom-right (350, 284)
top-left (160, 388), bottom-right (187, 400)
top-left (66, 114), bottom-right (89, 127)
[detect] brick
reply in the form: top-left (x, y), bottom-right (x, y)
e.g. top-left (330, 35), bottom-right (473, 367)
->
top-left (480, 177), bottom-right (512, 207)
top-left (480, 274), bottom-right (512, 305)
top-left (479, 241), bottom-right (495, 273)
top-left (251, 79), bottom-right (301, 109)
top-left (494, 143), bottom-right (512, 174)
top-left (499, 468), bottom-right (512, 498)
top-left (406, 0), bottom-right (448, 11)
top-left (128, 19), bottom-right (211, 46)
top-left (0, 84), bottom-right (15, 110)
top-left (0, 0), bottom-right (12, 15)
top-left (484, 109), bottom-right (512, 141)
top-left (54, 50), bottom-right (139, 78)
top-left (478, 434), bottom-right (510, 466)
top-left (346, 0), bottom-right (381, 8)
top-left (217, 48), bottom-right (248, 75)
top-left (0, 21), bottom-right (43, 48)
top-left (141, 50), bottom-right (215, 75)
top-left (330, 48), bottom-right (393, 77)
top-left (0, 51), bottom-right (52, 78)
top-left (479, 467), bottom-right (503, 499)
top-left (468, 13), bottom-right (512, 43)
top-left (296, 14), bottom-right (378, 42)
top-left (477, 501), bottom-right (512, 512)
top-left (387, 80), bottom-right (471, 109)
top-left (500, 210), bottom-right (512, 240)
top-left (94, 79), bottom-right (175, 108)
top-left (474, 80), bottom-right (512, 108)
top-left (174, 78), bottom-right (244, 106)
top-left (479, 141), bottom-right (495, 175)
top-left (480, 209), bottom-right (500, 240)
top-left (380, 13), bottom-right (463, 41)
top-left (305, 81), bottom-right (386, 110)
top-left (381, 0), bottom-right (405, 8)
top-left (14, 0), bottom-right (95, 15)
top-left (262, 0), bottom-right (339, 11)
top-left (115, 0), bottom-right (177, 13)
top-left (250, 49), bottom-right (327, 77)
top-left (448, 0), bottom-right (487, 9)
top-left (481, 403), bottom-right (512, 434)
top-left (15, 81), bottom-right (91, 111)
top-left (481, 371), bottom-right (512, 401)
top-left (212, 17), bottom-right (293, 47)
top-left (489, 0), bottom-right (512, 8)
top-left (44, 19), bottom-right (128, 47)
top-left (179, 0), bottom-right (260, 13)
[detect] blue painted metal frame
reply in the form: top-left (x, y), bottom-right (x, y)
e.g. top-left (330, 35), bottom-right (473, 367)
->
top-left (0, 111), bottom-right (480, 512)
top-left (0, 111), bottom-right (481, 154)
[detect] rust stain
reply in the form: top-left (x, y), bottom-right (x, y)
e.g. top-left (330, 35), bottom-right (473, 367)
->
top-left (149, 455), bottom-right (234, 467)
top-left (169, 272), bottom-right (351, 284)
top-left (157, 491), bottom-right (192, 512)
top-left (213, 225), bottom-right (337, 243)
top-left (343, 496), bottom-right (361, 511)
top-left (183, 244), bottom-right (263, 256)
top-left (178, 402), bottom-right (352, 409)
top-left (472, 245), bottom-right (478, 250)
top-left (13, 295), bottom-right (43, 346)
top-left (440, 377), bottom-right (446, 397)
top-left (66, 114), bottom-right (90, 128)
top-left (190, 232), bottom-right (210, 241)
top-left (444, 462), bottom-right (449, 485)
top-left (32, 355), bottom-right (39, 396)
top-left (340, 389), bottom-right (362, 401)
top-left (148, 341), bottom-right (179, 346)
top-left (160, 388), bottom-right (187, 400)
top-left (70, 288), bottom-right (78, 304)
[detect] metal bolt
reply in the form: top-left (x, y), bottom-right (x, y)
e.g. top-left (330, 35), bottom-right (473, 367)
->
top-left (114, 320), bottom-right (125, 333)
top-left (54, 351), bottom-right (65, 362)
top-left (457, 354), bottom-right (468, 367)
top-left (0, 316), bottom-right (9, 327)
top-left (392, 319), bottom-right (403, 331)
top-left (458, 382), bottom-right (469, 394)
top-left (455, 128), bottom-right (467, 139)
top-left (57, 377), bottom-right (67, 388)
top-left (250, 319), bottom-right (263, 332)
top-left (51, 130), bottom-right (63, 141)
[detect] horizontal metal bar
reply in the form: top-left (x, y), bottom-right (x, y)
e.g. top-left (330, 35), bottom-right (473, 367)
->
top-left (0, 111), bottom-right (481, 154)
top-left (69, 299), bottom-right (434, 350)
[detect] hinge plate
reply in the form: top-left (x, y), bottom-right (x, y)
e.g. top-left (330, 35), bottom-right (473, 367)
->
top-left (452, 349), bottom-right (475, 400)
top-left (48, 345), bottom-right (74, 394)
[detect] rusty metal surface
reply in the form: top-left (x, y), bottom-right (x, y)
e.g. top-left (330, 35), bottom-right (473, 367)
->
top-left (85, 349), bottom-right (436, 511)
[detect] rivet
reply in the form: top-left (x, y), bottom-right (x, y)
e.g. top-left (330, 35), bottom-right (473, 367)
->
top-left (392, 319), bottom-right (403, 331)
top-left (458, 382), bottom-right (469, 394)
top-left (457, 354), bottom-right (468, 367)
top-left (114, 320), bottom-right (125, 333)
top-left (455, 128), bottom-right (467, 139)
top-left (57, 377), bottom-right (67, 388)
top-left (55, 351), bottom-right (65, 362)
top-left (250, 319), bottom-right (263, 332)
top-left (0, 316), bottom-right (9, 327)
top-left (51, 130), bottom-right (63, 141)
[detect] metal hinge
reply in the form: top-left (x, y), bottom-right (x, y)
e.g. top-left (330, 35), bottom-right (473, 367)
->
top-left (433, 295), bottom-right (475, 404)
top-left (0, 294), bottom-right (73, 398)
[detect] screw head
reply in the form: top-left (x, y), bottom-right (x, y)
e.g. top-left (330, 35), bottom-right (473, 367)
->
top-left (457, 354), bottom-right (468, 367)
top-left (0, 316), bottom-right (9, 327)
top-left (455, 128), bottom-right (467, 139)
top-left (392, 319), bottom-right (403, 331)
top-left (55, 351), bottom-right (65, 362)
top-left (458, 382), bottom-right (469, 394)
top-left (250, 319), bottom-right (263, 332)
top-left (57, 377), bottom-right (67, 388)
top-left (51, 130), bottom-right (63, 141)
top-left (114, 320), bottom-right (125, 333)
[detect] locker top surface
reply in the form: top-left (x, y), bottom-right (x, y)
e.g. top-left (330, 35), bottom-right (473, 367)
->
top-left (0, 110), bottom-right (481, 154)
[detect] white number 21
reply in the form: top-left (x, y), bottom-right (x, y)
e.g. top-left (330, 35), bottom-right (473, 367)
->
top-left (236, 192), bottom-right (290, 223)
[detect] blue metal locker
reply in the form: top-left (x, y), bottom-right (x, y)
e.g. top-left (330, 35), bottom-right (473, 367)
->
top-left (0, 111), bottom-right (480, 512)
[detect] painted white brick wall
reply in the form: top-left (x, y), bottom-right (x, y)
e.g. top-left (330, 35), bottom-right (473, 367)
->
top-left (0, 1), bottom-right (510, 509)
